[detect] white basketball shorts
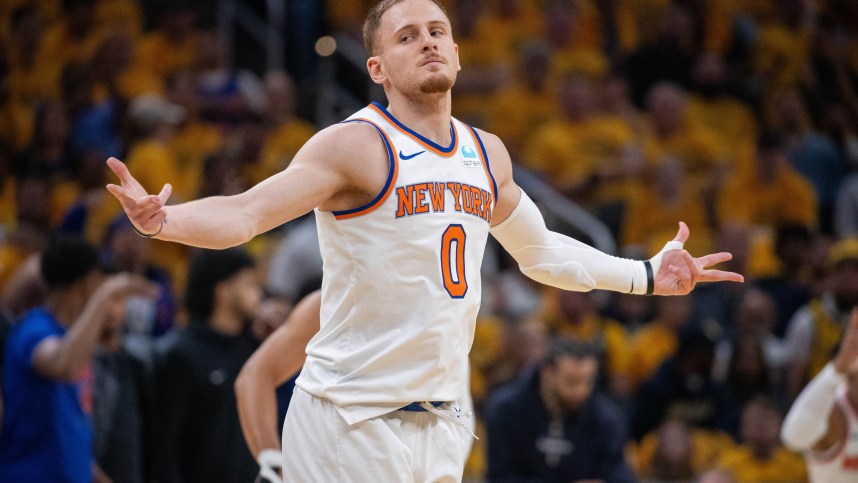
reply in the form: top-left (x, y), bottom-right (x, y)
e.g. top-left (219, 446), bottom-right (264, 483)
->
top-left (281, 387), bottom-right (473, 482)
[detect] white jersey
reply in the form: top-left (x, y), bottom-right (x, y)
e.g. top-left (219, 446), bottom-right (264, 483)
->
top-left (808, 387), bottom-right (858, 482)
top-left (296, 103), bottom-right (497, 424)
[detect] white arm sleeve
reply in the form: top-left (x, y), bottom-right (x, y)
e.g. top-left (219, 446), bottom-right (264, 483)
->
top-left (490, 189), bottom-right (681, 294)
top-left (781, 363), bottom-right (845, 451)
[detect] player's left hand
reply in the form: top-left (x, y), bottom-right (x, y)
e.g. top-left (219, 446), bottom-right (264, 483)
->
top-left (652, 222), bottom-right (744, 296)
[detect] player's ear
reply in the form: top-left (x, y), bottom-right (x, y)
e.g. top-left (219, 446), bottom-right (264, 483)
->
top-left (367, 56), bottom-right (386, 85)
top-left (454, 43), bottom-right (461, 72)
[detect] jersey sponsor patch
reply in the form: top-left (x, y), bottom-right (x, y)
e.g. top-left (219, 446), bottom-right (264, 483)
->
top-left (460, 146), bottom-right (481, 168)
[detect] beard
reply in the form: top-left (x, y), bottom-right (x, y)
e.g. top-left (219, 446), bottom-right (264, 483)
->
top-left (419, 72), bottom-right (455, 94)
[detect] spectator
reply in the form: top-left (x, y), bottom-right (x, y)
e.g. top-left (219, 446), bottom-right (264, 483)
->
top-left (754, 224), bottom-right (814, 338)
top-left (637, 419), bottom-right (696, 482)
top-left (0, 236), bottom-right (154, 482)
top-left (91, 289), bottom-right (157, 483)
top-left (632, 322), bottom-right (732, 440)
top-left (641, 82), bottom-right (721, 192)
top-left (100, 214), bottom-right (176, 338)
top-left (627, 295), bottom-right (695, 389)
top-left (716, 396), bottom-right (807, 483)
top-left (542, 288), bottom-right (631, 398)
top-left (249, 70), bottom-right (317, 185)
top-left (485, 337), bottom-right (636, 482)
top-left (771, 88), bottom-right (843, 232)
top-left (485, 40), bottom-right (558, 161)
top-left (155, 247), bottom-right (261, 483)
top-left (636, 418), bottom-right (734, 482)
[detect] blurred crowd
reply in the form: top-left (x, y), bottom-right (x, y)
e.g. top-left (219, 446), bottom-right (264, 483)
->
top-left (1, 0), bottom-right (858, 482)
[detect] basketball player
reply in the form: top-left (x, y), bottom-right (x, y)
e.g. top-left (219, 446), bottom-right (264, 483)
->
top-left (782, 308), bottom-right (858, 482)
top-left (106, 0), bottom-right (743, 480)
top-left (236, 291), bottom-right (321, 483)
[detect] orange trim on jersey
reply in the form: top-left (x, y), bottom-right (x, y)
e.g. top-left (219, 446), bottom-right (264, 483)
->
top-left (465, 125), bottom-right (497, 204)
top-left (333, 118), bottom-right (399, 220)
top-left (368, 103), bottom-right (458, 158)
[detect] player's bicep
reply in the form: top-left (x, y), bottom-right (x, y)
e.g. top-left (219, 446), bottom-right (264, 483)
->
top-left (471, 129), bottom-right (521, 226)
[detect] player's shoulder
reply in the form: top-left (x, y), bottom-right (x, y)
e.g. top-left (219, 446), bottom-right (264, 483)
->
top-left (298, 121), bottom-right (388, 163)
top-left (466, 126), bottom-right (511, 164)
top-left (311, 120), bottom-right (382, 145)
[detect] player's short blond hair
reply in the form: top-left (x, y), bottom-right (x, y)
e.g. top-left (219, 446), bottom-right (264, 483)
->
top-left (362, 0), bottom-right (449, 56)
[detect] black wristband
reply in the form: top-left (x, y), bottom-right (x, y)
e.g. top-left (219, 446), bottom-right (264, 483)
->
top-left (132, 221), bottom-right (163, 238)
top-left (644, 260), bottom-right (654, 296)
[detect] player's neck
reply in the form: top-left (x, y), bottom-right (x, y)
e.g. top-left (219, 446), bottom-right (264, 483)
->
top-left (386, 90), bottom-right (453, 145)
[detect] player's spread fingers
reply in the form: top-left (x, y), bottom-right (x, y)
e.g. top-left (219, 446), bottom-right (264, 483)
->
top-left (106, 157), bottom-right (134, 184)
top-left (696, 252), bottom-right (733, 268)
top-left (158, 183), bottom-right (173, 204)
top-left (680, 251), bottom-right (703, 279)
top-left (698, 269), bottom-right (745, 283)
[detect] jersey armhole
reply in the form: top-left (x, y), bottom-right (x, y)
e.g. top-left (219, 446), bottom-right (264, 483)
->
top-left (464, 125), bottom-right (498, 205)
top-left (331, 119), bottom-right (399, 220)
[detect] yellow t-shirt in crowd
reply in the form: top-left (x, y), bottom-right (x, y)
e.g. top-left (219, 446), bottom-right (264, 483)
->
top-left (717, 446), bottom-right (807, 483)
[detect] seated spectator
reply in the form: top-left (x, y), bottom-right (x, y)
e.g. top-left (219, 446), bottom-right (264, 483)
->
top-left (636, 418), bottom-right (733, 482)
top-left (484, 337), bottom-right (636, 482)
top-left (717, 131), bottom-right (818, 279)
top-left (754, 224), bottom-right (814, 338)
top-left (717, 396), bottom-right (807, 482)
top-left (621, 156), bottom-right (712, 256)
top-left (627, 295), bottom-right (695, 389)
top-left (770, 88), bottom-right (842, 231)
top-left (632, 323), bottom-right (732, 441)
top-left (542, 288), bottom-right (631, 399)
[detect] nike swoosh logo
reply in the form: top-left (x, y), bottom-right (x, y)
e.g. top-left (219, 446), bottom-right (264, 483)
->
top-left (399, 150), bottom-right (425, 160)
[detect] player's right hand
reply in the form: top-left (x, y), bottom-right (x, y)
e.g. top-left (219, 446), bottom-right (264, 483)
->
top-left (105, 157), bottom-right (172, 236)
top-left (834, 308), bottom-right (858, 374)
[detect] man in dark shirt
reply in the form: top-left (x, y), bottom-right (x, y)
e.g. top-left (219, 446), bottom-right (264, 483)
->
top-left (156, 248), bottom-right (262, 483)
top-left (485, 337), bottom-right (636, 483)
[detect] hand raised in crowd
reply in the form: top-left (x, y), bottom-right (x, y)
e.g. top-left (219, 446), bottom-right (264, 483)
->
top-left (653, 222), bottom-right (744, 296)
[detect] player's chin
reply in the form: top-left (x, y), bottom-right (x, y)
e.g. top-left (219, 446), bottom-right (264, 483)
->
top-left (419, 74), bottom-right (455, 94)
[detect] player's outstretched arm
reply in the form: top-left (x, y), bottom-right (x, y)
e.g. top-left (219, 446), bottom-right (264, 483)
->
top-left (106, 123), bottom-right (372, 249)
top-left (482, 128), bottom-right (743, 295)
top-left (781, 308), bottom-right (858, 453)
top-left (235, 291), bottom-right (321, 480)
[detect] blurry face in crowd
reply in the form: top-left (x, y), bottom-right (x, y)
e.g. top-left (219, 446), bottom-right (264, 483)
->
top-left (220, 268), bottom-right (263, 324)
top-left (740, 401), bottom-right (782, 455)
top-left (251, 297), bottom-right (292, 341)
top-left (541, 355), bottom-right (598, 412)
